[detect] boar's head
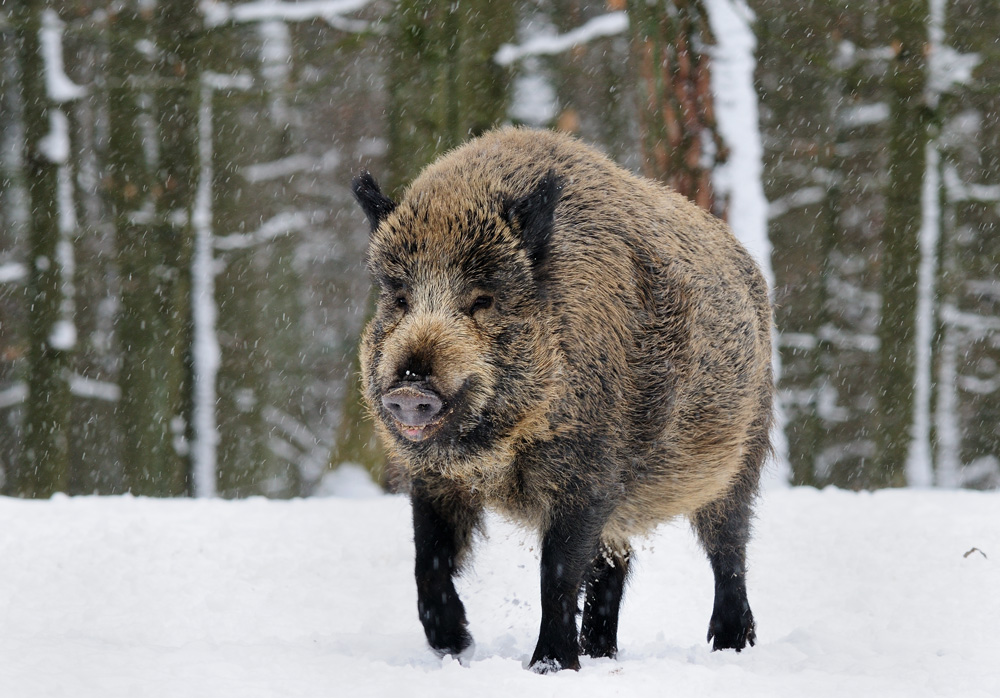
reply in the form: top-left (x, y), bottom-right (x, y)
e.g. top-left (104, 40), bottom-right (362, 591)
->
top-left (353, 170), bottom-right (561, 467)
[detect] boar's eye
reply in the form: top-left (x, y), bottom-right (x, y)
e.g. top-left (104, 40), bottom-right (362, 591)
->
top-left (469, 294), bottom-right (494, 315)
top-left (394, 294), bottom-right (409, 312)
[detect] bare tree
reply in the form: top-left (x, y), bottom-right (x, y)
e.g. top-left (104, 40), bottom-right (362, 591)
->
top-left (10, 3), bottom-right (79, 496)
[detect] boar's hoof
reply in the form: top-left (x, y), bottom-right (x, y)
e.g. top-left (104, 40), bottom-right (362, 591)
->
top-left (707, 603), bottom-right (756, 652)
top-left (529, 656), bottom-right (581, 674)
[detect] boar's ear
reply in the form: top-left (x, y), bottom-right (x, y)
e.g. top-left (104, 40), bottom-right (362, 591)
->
top-left (352, 171), bottom-right (397, 232)
top-left (506, 171), bottom-right (563, 266)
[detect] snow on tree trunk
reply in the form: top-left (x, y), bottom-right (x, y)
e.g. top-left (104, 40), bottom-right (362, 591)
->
top-left (933, 321), bottom-right (961, 487)
top-left (191, 78), bottom-right (221, 499)
top-left (907, 138), bottom-right (940, 488)
top-left (703, 0), bottom-right (789, 485)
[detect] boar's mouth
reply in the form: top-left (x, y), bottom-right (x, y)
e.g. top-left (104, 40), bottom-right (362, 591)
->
top-left (378, 379), bottom-right (478, 444)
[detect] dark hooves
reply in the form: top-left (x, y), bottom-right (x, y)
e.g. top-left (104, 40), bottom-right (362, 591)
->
top-left (707, 608), bottom-right (756, 652)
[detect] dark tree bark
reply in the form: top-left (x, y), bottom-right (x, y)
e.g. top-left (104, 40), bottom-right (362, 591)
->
top-left (336, 0), bottom-right (516, 484)
top-left (108, 1), bottom-right (192, 495)
top-left (12, 1), bottom-right (72, 497)
top-left (153, 0), bottom-right (203, 495)
top-left (875, 0), bottom-right (932, 487)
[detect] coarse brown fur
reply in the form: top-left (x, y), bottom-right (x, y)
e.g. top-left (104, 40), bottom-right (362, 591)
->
top-left (354, 127), bottom-right (773, 672)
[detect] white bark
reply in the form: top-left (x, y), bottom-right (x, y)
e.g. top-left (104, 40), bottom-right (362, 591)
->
top-left (191, 80), bottom-right (221, 498)
top-left (906, 141), bottom-right (940, 487)
top-left (704, 0), bottom-right (790, 485)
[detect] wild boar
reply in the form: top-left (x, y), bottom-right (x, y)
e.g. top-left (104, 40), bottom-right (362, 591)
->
top-left (353, 127), bottom-right (773, 672)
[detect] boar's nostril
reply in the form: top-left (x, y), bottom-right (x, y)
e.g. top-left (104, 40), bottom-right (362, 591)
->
top-left (381, 386), bottom-right (443, 427)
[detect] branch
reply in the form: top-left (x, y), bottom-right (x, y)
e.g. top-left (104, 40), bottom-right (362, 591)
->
top-left (201, 0), bottom-right (374, 31)
top-left (494, 12), bottom-right (628, 66)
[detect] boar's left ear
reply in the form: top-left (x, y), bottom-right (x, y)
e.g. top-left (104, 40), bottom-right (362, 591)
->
top-left (352, 171), bottom-right (397, 232)
top-left (506, 171), bottom-right (563, 266)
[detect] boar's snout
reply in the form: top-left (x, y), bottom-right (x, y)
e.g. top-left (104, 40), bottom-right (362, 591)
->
top-left (381, 385), bottom-right (444, 430)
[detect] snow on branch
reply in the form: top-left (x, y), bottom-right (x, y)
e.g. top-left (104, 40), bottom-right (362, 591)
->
top-left (0, 262), bottom-right (27, 284)
top-left (203, 71), bottom-right (255, 91)
top-left (69, 374), bottom-right (121, 402)
top-left (242, 149), bottom-right (341, 183)
top-left (767, 186), bottom-right (825, 220)
top-left (0, 375), bottom-right (120, 408)
top-left (214, 210), bottom-right (318, 250)
top-left (943, 165), bottom-right (1000, 203)
top-left (40, 10), bottom-right (87, 103)
top-left (927, 0), bottom-right (981, 104)
top-left (201, 0), bottom-right (373, 30)
top-left (941, 303), bottom-right (1000, 335)
top-left (0, 383), bottom-right (28, 410)
top-left (839, 103), bottom-right (889, 129)
top-left (494, 12), bottom-right (628, 66)
top-left (959, 373), bottom-right (1000, 396)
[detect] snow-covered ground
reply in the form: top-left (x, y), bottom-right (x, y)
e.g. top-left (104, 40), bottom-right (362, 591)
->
top-left (1, 484), bottom-right (997, 697)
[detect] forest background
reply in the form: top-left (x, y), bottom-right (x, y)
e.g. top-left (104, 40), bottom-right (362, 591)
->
top-left (1, 0), bottom-right (998, 499)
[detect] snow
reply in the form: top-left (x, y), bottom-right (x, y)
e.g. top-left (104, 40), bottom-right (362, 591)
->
top-left (935, 327), bottom-right (962, 487)
top-left (926, 0), bottom-right (980, 102)
top-left (47, 318), bottom-right (77, 351)
top-left (0, 383), bottom-right (28, 409)
top-left (704, 0), bottom-right (789, 486)
top-left (313, 463), bottom-right (384, 498)
top-left (69, 373), bottom-right (122, 402)
top-left (494, 12), bottom-right (628, 66)
top-left (0, 262), bottom-right (27, 284)
top-left (38, 109), bottom-right (71, 165)
top-left (767, 186), bottom-right (826, 220)
top-left (215, 211), bottom-right (312, 251)
top-left (201, 0), bottom-right (372, 28)
top-left (509, 71), bottom-right (558, 127)
top-left (1, 487), bottom-right (997, 697)
top-left (258, 20), bottom-right (291, 125)
top-left (907, 141), bottom-right (941, 487)
top-left (191, 80), bottom-right (221, 499)
top-left (40, 9), bottom-right (86, 103)
top-left (839, 102), bottom-right (890, 128)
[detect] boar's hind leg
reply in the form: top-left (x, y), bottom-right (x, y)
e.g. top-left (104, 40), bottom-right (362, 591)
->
top-left (529, 505), bottom-right (609, 673)
top-left (692, 475), bottom-right (758, 652)
top-left (411, 489), bottom-right (481, 659)
top-left (579, 543), bottom-right (631, 659)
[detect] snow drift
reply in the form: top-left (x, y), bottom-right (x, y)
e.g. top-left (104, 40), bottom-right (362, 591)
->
top-left (1, 486), bottom-right (997, 697)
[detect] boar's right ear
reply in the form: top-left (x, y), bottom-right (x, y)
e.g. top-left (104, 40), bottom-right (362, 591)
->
top-left (352, 171), bottom-right (397, 232)
top-left (506, 171), bottom-right (562, 267)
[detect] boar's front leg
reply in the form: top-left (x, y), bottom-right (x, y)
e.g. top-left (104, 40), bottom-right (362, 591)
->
top-left (579, 542), bottom-right (631, 659)
top-left (529, 503), bottom-right (608, 673)
top-left (411, 486), bottom-right (481, 660)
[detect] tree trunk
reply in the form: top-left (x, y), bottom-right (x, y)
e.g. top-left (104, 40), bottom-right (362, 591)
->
top-left (628, 0), bottom-right (725, 212)
top-left (154, 0), bottom-right (203, 495)
top-left (12, 2), bottom-right (72, 497)
top-left (335, 0), bottom-right (515, 485)
top-left (108, 3), bottom-right (188, 495)
top-left (875, 0), bottom-right (931, 487)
